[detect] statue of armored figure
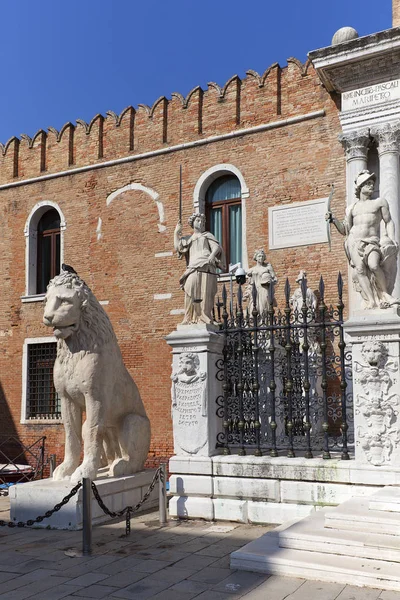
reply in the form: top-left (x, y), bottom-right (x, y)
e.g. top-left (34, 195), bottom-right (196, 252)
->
top-left (174, 213), bottom-right (226, 325)
top-left (326, 170), bottom-right (399, 309)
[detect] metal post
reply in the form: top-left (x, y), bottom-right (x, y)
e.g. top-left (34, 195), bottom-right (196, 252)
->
top-left (159, 463), bottom-right (167, 526)
top-left (49, 454), bottom-right (57, 477)
top-left (82, 478), bottom-right (92, 556)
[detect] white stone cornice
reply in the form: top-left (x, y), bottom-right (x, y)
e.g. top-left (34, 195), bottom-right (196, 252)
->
top-left (338, 129), bottom-right (370, 161)
top-left (371, 121), bottom-right (400, 156)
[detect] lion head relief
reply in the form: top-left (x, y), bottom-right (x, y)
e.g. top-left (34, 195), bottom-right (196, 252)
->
top-left (43, 265), bottom-right (116, 352)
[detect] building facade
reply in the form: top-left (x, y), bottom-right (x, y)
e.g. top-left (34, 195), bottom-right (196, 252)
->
top-left (6, 10), bottom-right (398, 469)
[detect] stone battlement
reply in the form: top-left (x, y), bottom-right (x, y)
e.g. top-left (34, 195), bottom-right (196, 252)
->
top-left (0, 58), bottom-right (323, 185)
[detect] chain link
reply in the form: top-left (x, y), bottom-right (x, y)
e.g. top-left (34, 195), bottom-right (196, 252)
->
top-left (0, 482), bottom-right (82, 528)
top-left (0, 467), bottom-right (163, 535)
top-left (91, 467), bottom-right (161, 535)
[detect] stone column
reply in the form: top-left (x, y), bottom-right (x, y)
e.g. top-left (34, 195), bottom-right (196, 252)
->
top-left (338, 129), bottom-right (370, 207)
top-left (338, 129), bottom-right (370, 312)
top-left (371, 121), bottom-right (400, 299)
top-left (166, 324), bottom-right (224, 519)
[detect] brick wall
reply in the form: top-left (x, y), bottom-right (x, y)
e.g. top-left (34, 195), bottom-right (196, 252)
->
top-left (0, 59), bottom-right (347, 467)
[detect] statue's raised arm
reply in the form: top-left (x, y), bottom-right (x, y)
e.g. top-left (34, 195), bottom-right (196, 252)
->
top-left (329, 170), bottom-right (399, 309)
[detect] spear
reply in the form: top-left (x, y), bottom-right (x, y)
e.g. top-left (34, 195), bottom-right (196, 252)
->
top-left (179, 165), bottom-right (182, 224)
top-left (326, 184), bottom-right (335, 252)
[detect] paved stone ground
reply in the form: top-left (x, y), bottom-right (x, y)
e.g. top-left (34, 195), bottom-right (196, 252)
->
top-left (1, 495), bottom-right (400, 599)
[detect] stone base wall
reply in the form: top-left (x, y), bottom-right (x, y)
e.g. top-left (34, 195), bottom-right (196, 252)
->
top-left (168, 455), bottom-right (398, 524)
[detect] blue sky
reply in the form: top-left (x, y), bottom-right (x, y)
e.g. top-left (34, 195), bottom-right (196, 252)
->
top-left (0, 0), bottom-right (392, 143)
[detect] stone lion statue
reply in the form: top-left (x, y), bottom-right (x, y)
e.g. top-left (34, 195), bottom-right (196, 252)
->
top-left (43, 265), bottom-right (151, 483)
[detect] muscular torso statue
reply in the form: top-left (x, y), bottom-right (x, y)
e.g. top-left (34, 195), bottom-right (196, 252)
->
top-left (327, 170), bottom-right (399, 309)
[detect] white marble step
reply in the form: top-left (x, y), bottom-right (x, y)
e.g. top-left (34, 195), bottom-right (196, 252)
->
top-left (278, 507), bottom-right (400, 562)
top-left (325, 496), bottom-right (400, 535)
top-left (369, 486), bottom-right (400, 512)
top-left (231, 529), bottom-right (400, 592)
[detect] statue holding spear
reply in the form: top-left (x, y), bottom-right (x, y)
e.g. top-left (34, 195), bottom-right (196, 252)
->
top-left (174, 167), bottom-right (226, 324)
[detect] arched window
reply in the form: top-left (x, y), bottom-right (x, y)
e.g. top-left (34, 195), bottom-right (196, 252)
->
top-left (37, 209), bottom-right (61, 294)
top-left (206, 175), bottom-right (242, 267)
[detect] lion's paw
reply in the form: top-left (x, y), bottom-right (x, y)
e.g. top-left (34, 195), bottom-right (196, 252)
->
top-left (53, 462), bottom-right (76, 481)
top-left (109, 458), bottom-right (136, 478)
top-left (70, 463), bottom-right (97, 484)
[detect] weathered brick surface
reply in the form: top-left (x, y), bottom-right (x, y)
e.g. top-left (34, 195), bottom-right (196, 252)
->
top-left (0, 61), bottom-right (347, 466)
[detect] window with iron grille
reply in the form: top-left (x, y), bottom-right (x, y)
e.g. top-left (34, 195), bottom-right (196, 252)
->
top-left (27, 343), bottom-right (60, 419)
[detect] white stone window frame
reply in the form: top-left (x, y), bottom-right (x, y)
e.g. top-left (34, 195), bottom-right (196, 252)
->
top-left (21, 336), bottom-right (62, 424)
top-left (193, 163), bottom-right (249, 272)
top-left (22, 201), bottom-right (66, 302)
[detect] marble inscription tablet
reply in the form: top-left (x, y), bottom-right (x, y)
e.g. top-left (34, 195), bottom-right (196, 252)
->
top-left (342, 79), bottom-right (400, 112)
top-left (269, 197), bottom-right (329, 250)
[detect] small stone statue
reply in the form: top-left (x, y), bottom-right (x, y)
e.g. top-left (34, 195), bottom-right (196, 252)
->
top-left (244, 249), bottom-right (277, 318)
top-left (174, 213), bottom-right (226, 325)
top-left (290, 270), bottom-right (318, 315)
top-left (290, 271), bottom-right (320, 357)
top-left (326, 170), bottom-right (399, 309)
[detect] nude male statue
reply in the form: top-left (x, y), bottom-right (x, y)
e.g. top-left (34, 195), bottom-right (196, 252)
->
top-left (326, 170), bottom-right (399, 309)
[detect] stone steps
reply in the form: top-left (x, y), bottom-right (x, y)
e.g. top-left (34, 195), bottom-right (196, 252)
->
top-left (231, 486), bottom-right (400, 591)
top-left (231, 529), bottom-right (400, 591)
top-left (325, 496), bottom-right (400, 535)
top-left (279, 507), bottom-right (400, 562)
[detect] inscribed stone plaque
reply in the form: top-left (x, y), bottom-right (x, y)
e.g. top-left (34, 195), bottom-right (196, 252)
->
top-left (171, 354), bottom-right (208, 455)
top-left (269, 198), bottom-right (329, 250)
top-left (342, 79), bottom-right (400, 112)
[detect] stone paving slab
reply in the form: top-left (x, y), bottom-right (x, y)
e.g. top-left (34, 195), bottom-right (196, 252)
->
top-left (1, 500), bottom-right (400, 599)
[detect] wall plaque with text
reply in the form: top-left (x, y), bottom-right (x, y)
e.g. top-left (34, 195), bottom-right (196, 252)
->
top-left (269, 198), bottom-right (329, 250)
top-left (342, 79), bottom-right (400, 112)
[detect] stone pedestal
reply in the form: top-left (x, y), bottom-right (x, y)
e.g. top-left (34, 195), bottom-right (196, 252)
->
top-left (344, 310), bottom-right (400, 469)
top-left (9, 470), bottom-right (158, 530)
top-left (166, 324), bottom-right (224, 458)
top-left (166, 324), bottom-right (224, 518)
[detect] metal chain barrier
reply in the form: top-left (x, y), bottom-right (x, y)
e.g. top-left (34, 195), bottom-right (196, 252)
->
top-left (91, 466), bottom-right (162, 536)
top-left (0, 482), bottom-right (82, 528)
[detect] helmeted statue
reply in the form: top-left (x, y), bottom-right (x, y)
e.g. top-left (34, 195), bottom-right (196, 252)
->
top-left (326, 170), bottom-right (399, 309)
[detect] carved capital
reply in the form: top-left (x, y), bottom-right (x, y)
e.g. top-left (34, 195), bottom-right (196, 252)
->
top-left (338, 129), bottom-right (370, 161)
top-left (371, 121), bottom-right (400, 156)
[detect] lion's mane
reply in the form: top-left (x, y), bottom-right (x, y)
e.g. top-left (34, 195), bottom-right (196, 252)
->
top-left (47, 271), bottom-right (118, 372)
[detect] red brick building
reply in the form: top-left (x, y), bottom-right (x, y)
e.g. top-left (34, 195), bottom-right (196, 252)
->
top-left (0, 40), bottom-right (350, 468)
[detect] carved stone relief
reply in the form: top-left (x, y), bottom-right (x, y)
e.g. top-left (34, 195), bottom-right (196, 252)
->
top-left (354, 341), bottom-right (400, 466)
top-left (171, 352), bottom-right (208, 455)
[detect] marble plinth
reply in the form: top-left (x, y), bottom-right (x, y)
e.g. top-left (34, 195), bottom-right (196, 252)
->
top-left (9, 470), bottom-right (158, 530)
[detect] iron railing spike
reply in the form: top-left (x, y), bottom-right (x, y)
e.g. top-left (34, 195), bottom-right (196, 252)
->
top-left (301, 277), bottom-right (307, 301)
top-left (238, 284), bottom-right (243, 307)
top-left (319, 275), bottom-right (325, 300)
top-left (284, 278), bottom-right (290, 304)
top-left (252, 282), bottom-right (257, 304)
top-left (222, 285), bottom-right (227, 305)
top-left (337, 271), bottom-right (343, 297)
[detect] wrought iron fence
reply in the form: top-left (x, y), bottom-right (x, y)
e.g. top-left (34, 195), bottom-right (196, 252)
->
top-left (0, 435), bottom-right (47, 495)
top-left (215, 273), bottom-right (353, 458)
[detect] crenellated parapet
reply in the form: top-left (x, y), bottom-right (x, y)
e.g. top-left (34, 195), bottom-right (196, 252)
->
top-left (0, 57), bottom-right (329, 184)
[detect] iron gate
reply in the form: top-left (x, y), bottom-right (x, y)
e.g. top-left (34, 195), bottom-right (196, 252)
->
top-left (215, 274), bottom-right (353, 458)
